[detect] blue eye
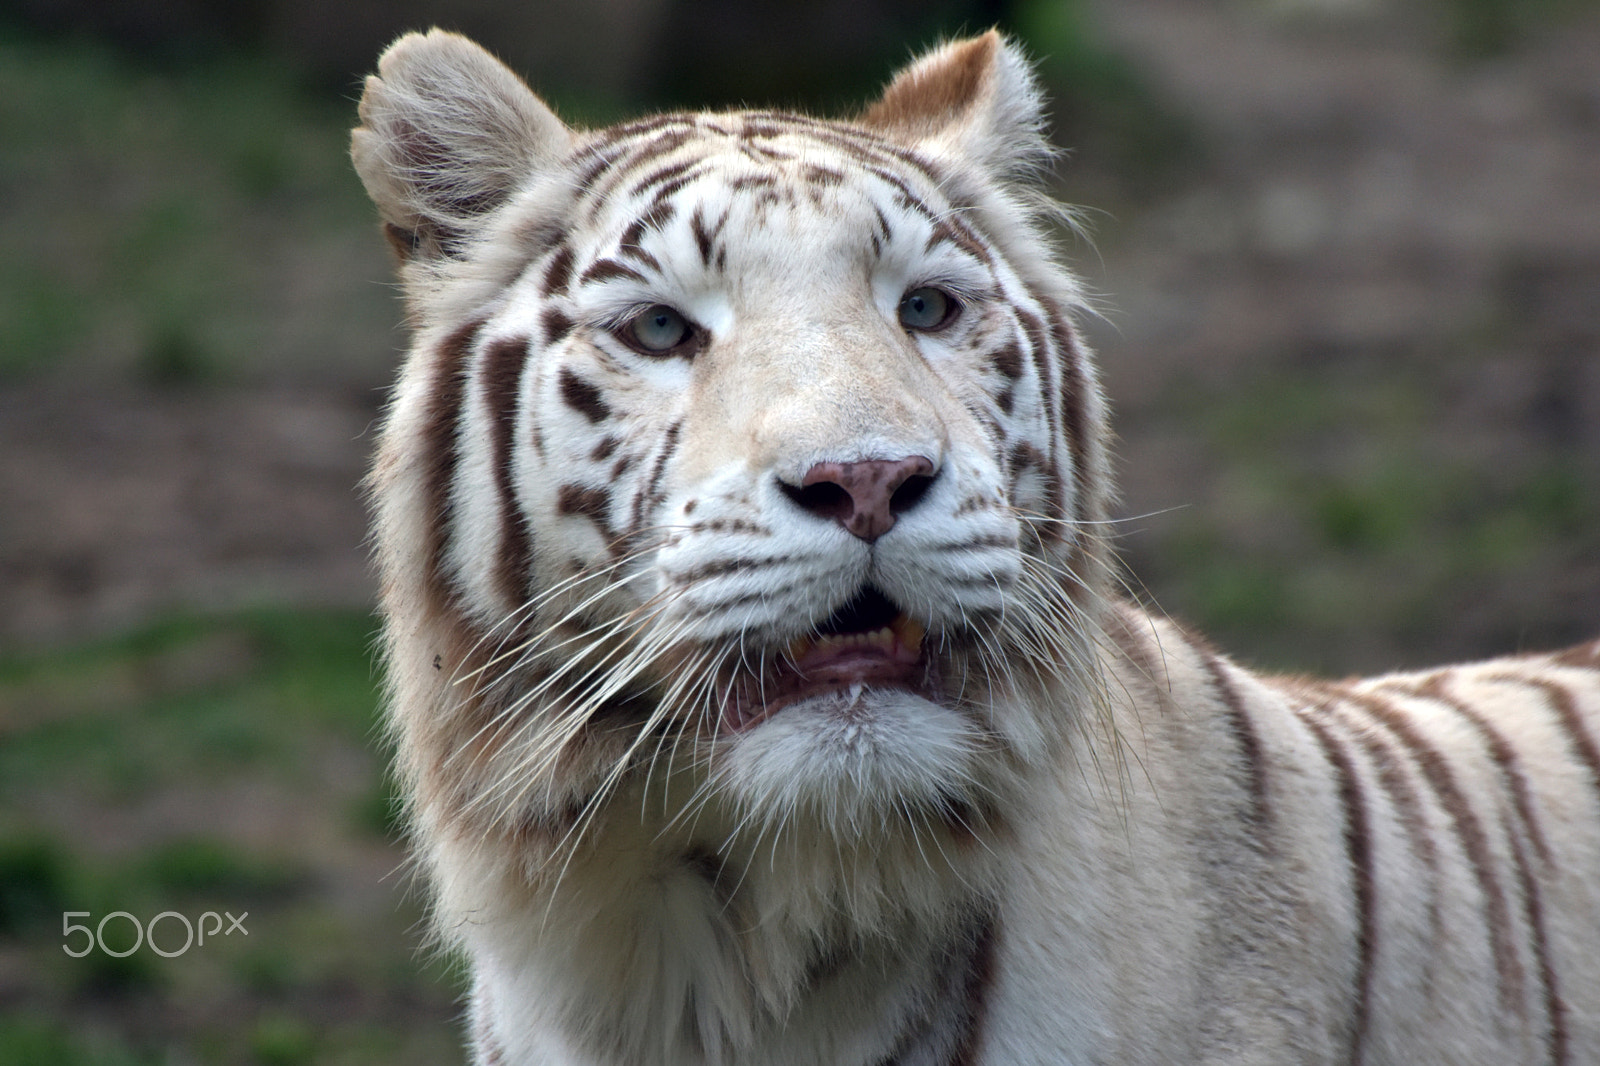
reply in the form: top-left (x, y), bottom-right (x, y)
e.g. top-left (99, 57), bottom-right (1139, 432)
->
top-left (626, 304), bottom-right (692, 353)
top-left (898, 287), bottom-right (957, 331)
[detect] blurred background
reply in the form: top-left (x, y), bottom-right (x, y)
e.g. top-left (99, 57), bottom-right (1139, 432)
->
top-left (1, 0), bottom-right (1596, 1060)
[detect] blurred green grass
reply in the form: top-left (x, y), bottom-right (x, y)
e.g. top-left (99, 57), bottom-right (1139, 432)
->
top-left (0, 610), bottom-right (464, 1064)
top-left (0, 28), bottom-right (395, 386)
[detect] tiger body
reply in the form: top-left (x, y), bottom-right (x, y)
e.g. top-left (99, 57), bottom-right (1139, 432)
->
top-left (352, 30), bottom-right (1600, 1065)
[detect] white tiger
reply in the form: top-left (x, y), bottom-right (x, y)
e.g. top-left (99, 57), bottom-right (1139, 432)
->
top-left (352, 29), bottom-right (1600, 1065)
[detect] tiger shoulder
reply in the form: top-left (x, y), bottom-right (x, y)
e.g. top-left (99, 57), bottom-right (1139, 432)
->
top-left (350, 27), bottom-right (1600, 1065)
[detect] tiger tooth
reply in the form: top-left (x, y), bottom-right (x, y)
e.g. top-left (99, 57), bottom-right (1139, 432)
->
top-left (892, 614), bottom-right (926, 653)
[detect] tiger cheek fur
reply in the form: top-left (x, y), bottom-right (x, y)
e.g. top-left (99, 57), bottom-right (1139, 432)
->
top-left (355, 28), bottom-right (1600, 1066)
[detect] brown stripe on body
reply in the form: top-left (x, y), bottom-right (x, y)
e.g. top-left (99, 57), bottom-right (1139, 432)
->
top-left (1499, 798), bottom-right (1570, 1064)
top-left (1387, 672), bottom-right (1567, 1058)
top-left (1408, 674), bottom-right (1552, 866)
top-left (1339, 712), bottom-right (1447, 950)
top-left (481, 336), bottom-right (535, 615)
top-left (1342, 688), bottom-right (1529, 1017)
top-left (1104, 603), bottom-right (1171, 698)
top-left (947, 913), bottom-right (1000, 1066)
top-left (1490, 673), bottom-right (1600, 805)
top-left (1294, 705), bottom-right (1376, 1065)
top-left (1196, 643), bottom-right (1271, 833)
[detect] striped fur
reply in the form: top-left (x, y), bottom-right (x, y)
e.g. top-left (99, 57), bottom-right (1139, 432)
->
top-left (353, 30), bottom-right (1600, 1065)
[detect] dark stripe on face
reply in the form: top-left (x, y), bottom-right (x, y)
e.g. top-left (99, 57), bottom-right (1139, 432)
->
top-left (690, 205), bottom-right (717, 267)
top-left (1296, 706), bottom-right (1375, 1065)
top-left (421, 318), bottom-right (488, 620)
top-left (1346, 689), bottom-right (1528, 1016)
top-left (557, 483), bottom-right (615, 541)
top-left (803, 163), bottom-right (844, 187)
top-left (1040, 296), bottom-right (1092, 504)
top-left (618, 200), bottom-right (677, 251)
top-left (558, 366), bottom-right (610, 424)
top-left (990, 341), bottom-right (1024, 381)
top-left (578, 257), bottom-right (646, 286)
top-left (482, 336), bottom-right (535, 613)
top-left (542, 246), bottom-right (575, 296)
top-left (628, 156), bottom-right (702, 200)
top-left (542, 308), bottom-right (574, 345)
top-left (632, 419), bottom-right (682, 536)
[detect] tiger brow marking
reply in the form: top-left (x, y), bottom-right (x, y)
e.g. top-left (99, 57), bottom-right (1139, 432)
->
top-left (1293, 704), bottom-right (1375, 1066)
top-left (1341, 688), bottom-right (1529, 1018)
top-left (422, 318), bottom-right (488, 621)
top-left (578, 258), bottom-right (647, 286)
top-left (482, 336), bottom-right (535, 613)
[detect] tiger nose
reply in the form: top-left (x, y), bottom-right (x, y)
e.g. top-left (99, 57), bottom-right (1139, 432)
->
top-left (781, 456), bottom-right (937, 542)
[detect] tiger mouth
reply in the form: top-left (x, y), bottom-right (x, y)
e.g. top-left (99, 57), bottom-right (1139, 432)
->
top-left (720, 586), bottom-right (939, 734)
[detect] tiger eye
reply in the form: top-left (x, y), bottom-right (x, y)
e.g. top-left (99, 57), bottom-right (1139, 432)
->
top-left (627, 304), bottom-right (692, 353)
top-left (898, 287), bottom-right (957, 331)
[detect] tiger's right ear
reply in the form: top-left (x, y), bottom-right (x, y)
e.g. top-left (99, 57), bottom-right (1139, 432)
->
top-left (352, 30), bottom-right (574, 261)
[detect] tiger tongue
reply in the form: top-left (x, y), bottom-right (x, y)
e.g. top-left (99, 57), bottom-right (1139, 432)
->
top-left (721, 616), bottom-right (928, 733)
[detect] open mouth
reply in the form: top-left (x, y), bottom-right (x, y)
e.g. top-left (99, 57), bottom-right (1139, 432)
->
top-left (721, 585), bottom-right (935, 734)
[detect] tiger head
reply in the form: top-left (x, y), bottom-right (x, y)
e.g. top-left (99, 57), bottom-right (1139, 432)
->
top-left (356, 31), bottom-right (1112, 891)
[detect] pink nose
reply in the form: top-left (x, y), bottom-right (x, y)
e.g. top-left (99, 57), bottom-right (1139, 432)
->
top-left (786, 456), bottom-right (936, 541)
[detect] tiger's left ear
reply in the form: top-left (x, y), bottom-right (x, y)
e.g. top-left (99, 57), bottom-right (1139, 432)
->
top-left (858, 31), bottom-right (1050, 179)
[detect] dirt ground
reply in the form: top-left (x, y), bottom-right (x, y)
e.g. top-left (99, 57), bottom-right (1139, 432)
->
top-left (2, 0), bottom-right (1597, 670)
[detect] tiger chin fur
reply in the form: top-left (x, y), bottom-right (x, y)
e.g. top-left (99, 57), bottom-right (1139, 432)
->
top-left (352, 29), bottom-right (1600, 1065)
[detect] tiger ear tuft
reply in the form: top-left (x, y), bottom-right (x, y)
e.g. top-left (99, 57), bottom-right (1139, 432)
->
top-left (858, 31), bottom-right (1051, 179)
top-left (351, 30), bottom-right (574, 261)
